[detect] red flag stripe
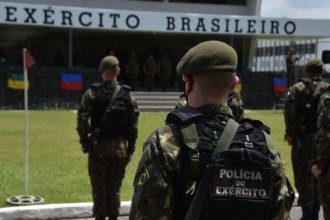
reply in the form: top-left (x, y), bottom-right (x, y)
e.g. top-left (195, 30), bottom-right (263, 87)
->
top-left (274, 85), bottom-right (288, 93)
top-left (60, 81), bottom-right (83, 91)
top-left (24, 51), bottom-right (35, 69)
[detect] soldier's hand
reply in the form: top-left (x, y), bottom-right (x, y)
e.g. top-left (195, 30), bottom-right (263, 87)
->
top-left (312, 165), bottom-right (322, 178)
top-left (81, 146), bottom-right (87, 154)
top-left (286, 136), bottom-right (293, 145)
top-left (127, 154), bottom-right (133, 165)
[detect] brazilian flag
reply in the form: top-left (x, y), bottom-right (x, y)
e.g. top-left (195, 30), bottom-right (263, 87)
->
top-left (7, 74), bottom-right (29, 90)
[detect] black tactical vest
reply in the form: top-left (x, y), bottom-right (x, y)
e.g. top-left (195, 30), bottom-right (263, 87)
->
top-left (90, 83), bottom-right (131, 136)
top-left (298, 78), bottom-right (327, 134)
top-left (166, 107), bottom-right (276, 220)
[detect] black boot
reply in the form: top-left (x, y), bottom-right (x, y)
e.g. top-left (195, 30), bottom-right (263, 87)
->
top-left (300, 206), bottom-right (312, 220)
top-left (311, 201), bottom-right (321, 220)
top-left (95, 217), bottom-right (106, 220)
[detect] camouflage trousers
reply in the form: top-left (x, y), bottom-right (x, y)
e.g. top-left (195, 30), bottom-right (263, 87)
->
top-left (89, 135), bottom-right (127, 217)
top-left (128, 73), bottom-right (138, 90)
top-left (160, 72), bottom-right (170, 91)
top-left (291, 134), bottom-right (318, 208)
top-left (318, 175), bottom-right (330, 220)
top-left (146, 73), bottom-right (155, 91)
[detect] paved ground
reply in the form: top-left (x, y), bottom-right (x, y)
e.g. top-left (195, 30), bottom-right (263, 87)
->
top-left (64, 207), bottom-right (324, 220)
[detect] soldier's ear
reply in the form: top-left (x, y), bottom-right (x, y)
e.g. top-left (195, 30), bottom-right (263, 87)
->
top-left (229, 76), bottom-right (239, 93)
top-left (117, 67), bottom-right (121, 76)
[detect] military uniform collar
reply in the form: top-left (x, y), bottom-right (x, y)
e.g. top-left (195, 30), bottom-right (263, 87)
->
top-left (196, 104), bottom-right (234, 119)
top-left (310, 77), bottom-right (323, 82)
top-left (103, 80), bottom-right (119, 86)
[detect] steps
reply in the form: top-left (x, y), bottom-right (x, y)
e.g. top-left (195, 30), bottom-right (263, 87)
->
top-left (132, 92), bottom-right (182, 112)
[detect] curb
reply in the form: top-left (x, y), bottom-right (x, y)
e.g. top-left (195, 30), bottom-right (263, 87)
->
top-left (0, 202), bottom-right (131, 220)
top-left (0, 194), bottom-right (299, 220)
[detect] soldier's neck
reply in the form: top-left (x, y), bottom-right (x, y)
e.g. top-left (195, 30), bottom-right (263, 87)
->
top-left (188, 93), bottom-right (228, 108)
top-left (103, 77), bottom-right (117, 81)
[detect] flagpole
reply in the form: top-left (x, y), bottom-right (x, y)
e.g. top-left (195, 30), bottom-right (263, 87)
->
top-left (6, 49), bottom-right (44, 206)
top-left (23, 48), bottom-right (28, 197)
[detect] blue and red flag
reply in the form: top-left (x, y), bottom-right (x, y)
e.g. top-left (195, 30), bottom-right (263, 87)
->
top-left (273, 77), bottom-right (288, 93)
top-left (60, 74), bottom-right (83, 90)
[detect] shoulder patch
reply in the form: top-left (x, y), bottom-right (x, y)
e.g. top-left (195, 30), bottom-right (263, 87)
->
top-left (134, 166), bottom-right (150, 192)
top-left (90, 82), bottom-right (102, 89)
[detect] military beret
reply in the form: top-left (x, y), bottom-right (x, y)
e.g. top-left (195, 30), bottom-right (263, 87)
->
top-left (176, 41), bottom-right (237, 76)
top-left (99, 56), bottom-right (119, 71)
top-left (289, 48), bottom-right (294, 52)
top-left (305, 58), bottom-right (323, 72)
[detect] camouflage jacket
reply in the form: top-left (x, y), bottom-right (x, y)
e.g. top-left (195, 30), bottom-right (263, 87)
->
top-left (174, 89), bottom-right (244, 121)
top-left (286, 55), bottom-right (299, 65)
top-left (76, 80), bottom-right (139, 154)
top-left (130, 104), bottom-right (293, 220)
top-left (316, 91), bottom-right (330, 171)
top-left (284, 77), bottom-right (329, 136)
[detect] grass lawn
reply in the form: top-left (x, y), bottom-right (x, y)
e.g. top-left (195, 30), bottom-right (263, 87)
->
top-left (0, 110), bottom-right (293, 208)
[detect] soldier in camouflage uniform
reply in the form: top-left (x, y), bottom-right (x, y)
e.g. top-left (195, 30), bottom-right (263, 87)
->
top-left (130, 41), bottom-right (294, 220)
top-left (77, 56), bottom-right (139, 220)
top-left (174, 89), bottom-right (244, 121)
top-left (144, 54), bottom-right (157, 91)
top-left (126, 53), bottom-right (139, 91)
top-left (312, 90), bottom-right (330, 220)
top-left (158, 54), bottom-right (172, 91)
top-left (286, 48), bottom-right (304, 87)
top-left (284, 58), bottom-right (328, 220)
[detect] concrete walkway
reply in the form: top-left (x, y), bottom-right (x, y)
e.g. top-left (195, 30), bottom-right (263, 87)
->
top-left (66, 207), bottom-right (324, 220)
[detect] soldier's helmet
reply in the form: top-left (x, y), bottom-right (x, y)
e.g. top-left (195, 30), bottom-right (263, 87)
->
top-left (99, 56), bottom-right (119, 71)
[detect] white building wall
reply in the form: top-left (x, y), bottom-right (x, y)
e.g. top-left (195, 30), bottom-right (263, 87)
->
top-left (0, 0), bottom-right (261, 16)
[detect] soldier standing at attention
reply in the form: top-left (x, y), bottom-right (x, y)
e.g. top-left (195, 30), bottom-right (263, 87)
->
top-left (284, 58), bottom-right (328, 220)
top-left (144, 54), bottom-right (157, 91)
top-left (312, 83), bottom-right (330, 220)
top-left (286, 48), bottom-right (304, 87)
top-left (158, 54), bottom-right (172, 91)
top-left (77, 56), bottom-right (139, 220)
top-left (126, 53), bottom-right (139, 91)
top-left (130, 41), bottom-right (294, 220)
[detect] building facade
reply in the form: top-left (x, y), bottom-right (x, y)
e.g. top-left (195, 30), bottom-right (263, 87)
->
top-left (0, 0), bottom-right (329, 72)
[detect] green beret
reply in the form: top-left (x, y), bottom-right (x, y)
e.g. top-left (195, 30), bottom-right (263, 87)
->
top-left (99, 56), bottom-right (119, 71)
top-left (176, 41), bottom-right (237, 76)
top-left (305, 58), bottom-right (323, 72)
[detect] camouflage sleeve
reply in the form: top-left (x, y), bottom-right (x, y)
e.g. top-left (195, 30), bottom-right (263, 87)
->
top-left (129, 125), bottom-right (181, 220)
top-left (316, 95), bottom-right (330, 171)
top-left (76, 89), bottom-right (95, 148)
top-left (234, 89), bottom-right (244, 120)
top-left (271, 151), bottom-right (295, 220)
top-left (174, 97), bottom-right (187, 110)
top-left (126, 92), bottom-right (140, 155)
top-left (284, 85), bottom-right (300, 136)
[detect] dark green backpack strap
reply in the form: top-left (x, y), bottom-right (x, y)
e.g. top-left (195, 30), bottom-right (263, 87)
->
top-left (306, 81), bottom-right (324, 109)
top-left (184, 119), bottom-right (239, 220)
top-left (95, 85), bottom-right (121, 134)
top-left (262, 130), bottom-right (276, 159)
top-left (180, 121), bottom-right (200, 196)
top-left (180, 121), bottom-right (199, 151)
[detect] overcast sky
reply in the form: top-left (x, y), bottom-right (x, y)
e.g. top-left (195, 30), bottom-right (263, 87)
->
top-left (261, 0), bottom-right (330, 19)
